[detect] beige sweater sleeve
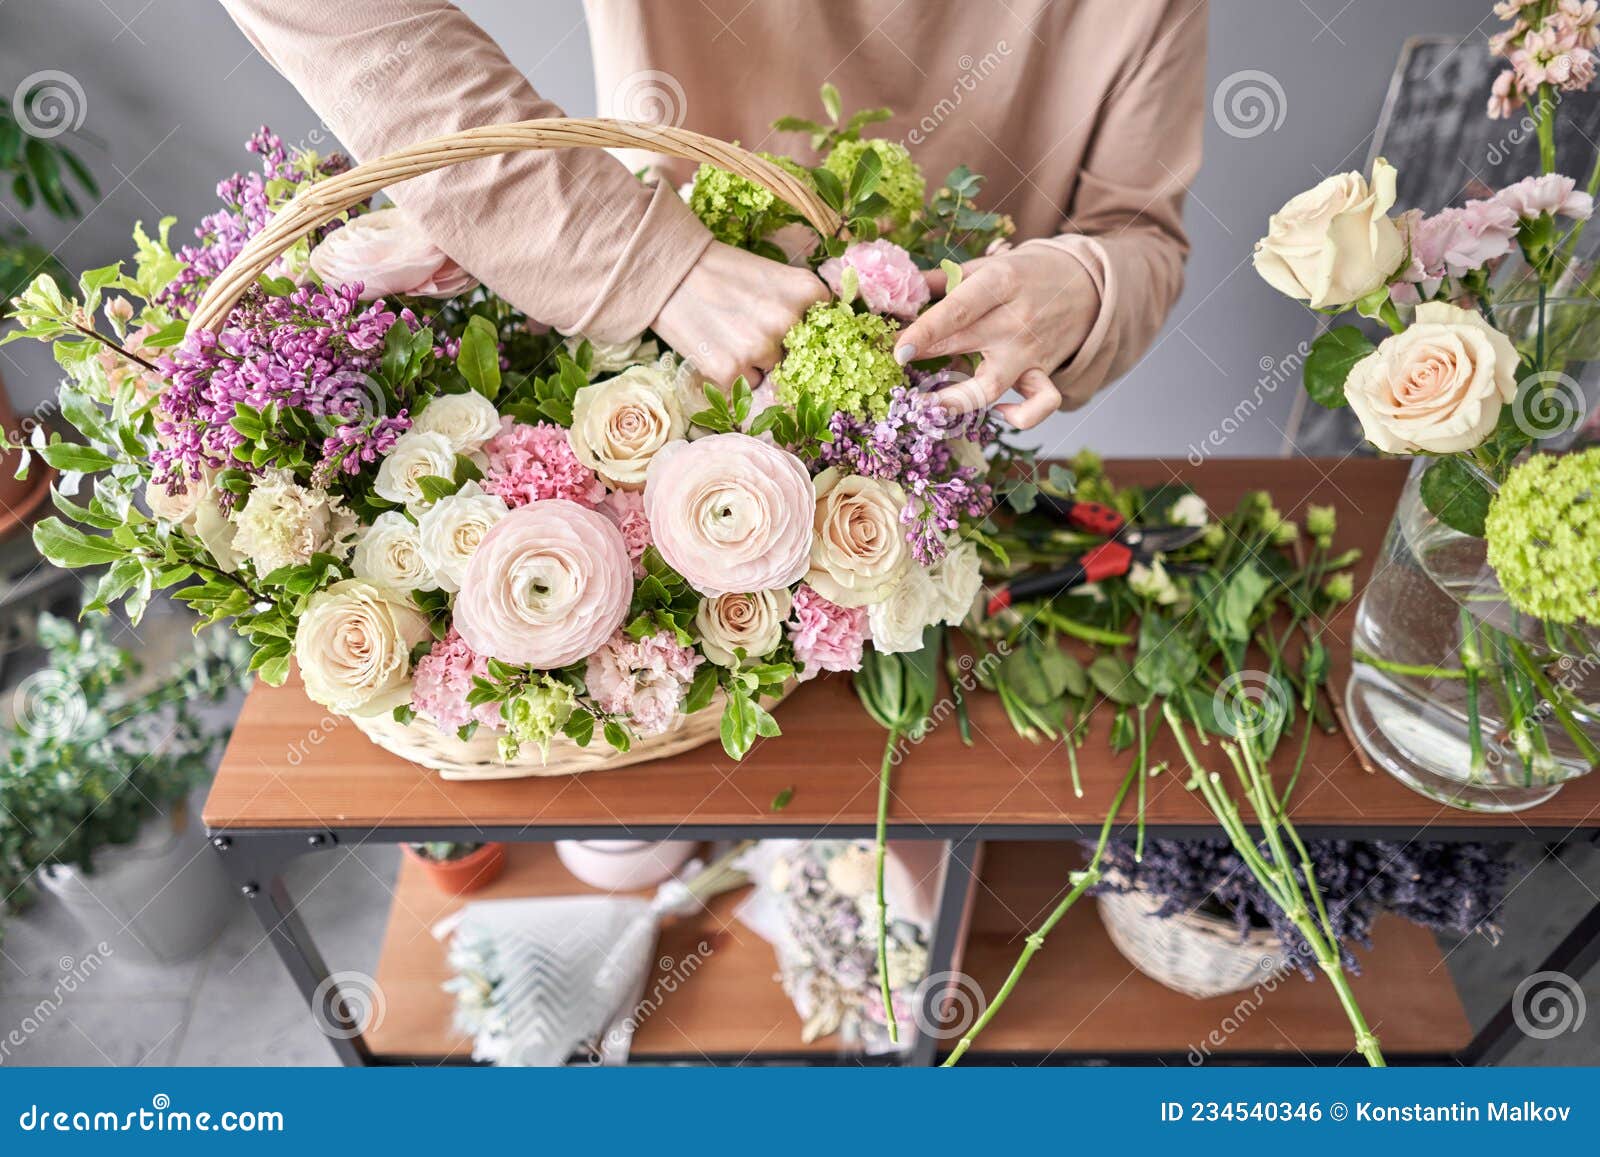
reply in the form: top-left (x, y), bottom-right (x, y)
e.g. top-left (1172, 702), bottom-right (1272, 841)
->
top-left (219, 0), bottom-right (713, 339)
top-left (1036, 0), bottom-right (1207, 407)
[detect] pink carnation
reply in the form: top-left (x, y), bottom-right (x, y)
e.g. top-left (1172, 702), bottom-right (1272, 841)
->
top-left (818, 240), bottom-right (931, 321)
top-left (1394, 201), bottom-right (1518, 298)
top-left (410, 629), bottom-right (504, 732)
top-left (1492, 173), bottom-right (1595, 221)
top-left (787, 583), bottom-right (868, 679)
top-left (481, 418), bottom-right (605, 508)
top-left (585, 630), bottom-right (703, 737)
top-left (601, 489), bottom-right (653, 575)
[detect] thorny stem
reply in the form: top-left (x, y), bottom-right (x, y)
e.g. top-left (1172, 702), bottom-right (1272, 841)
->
top-left (942, 764), bottom-right (1140, 1067)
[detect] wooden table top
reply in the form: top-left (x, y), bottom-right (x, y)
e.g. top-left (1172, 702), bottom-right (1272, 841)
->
top-left (203, 457), bottom-right (1600, 836)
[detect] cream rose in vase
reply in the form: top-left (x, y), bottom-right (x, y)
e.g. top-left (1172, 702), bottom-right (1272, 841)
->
top-left (294, 580), bottom-right (432, 716)
top-left (568, 364), bottom-right (687, 490)
top-left (1253, 158), bottom-right (1406, 310)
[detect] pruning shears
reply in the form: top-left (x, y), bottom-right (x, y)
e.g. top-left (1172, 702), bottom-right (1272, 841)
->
top-left (984, 497), bottom-right (1205, 616)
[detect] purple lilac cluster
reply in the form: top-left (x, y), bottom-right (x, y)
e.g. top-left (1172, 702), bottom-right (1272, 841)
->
top-left (1092, 838), bottom-right (1512, 979)
top-left (820, 377), bottom-right (994, 565)
top-left (155, 283), bottom-right (414, 491)
top-left (160, 127), bottom-right (351, 314)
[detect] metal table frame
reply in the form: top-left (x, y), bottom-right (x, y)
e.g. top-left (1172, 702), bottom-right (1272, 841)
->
top-left (204, 815), bottom-right (1600, 1068)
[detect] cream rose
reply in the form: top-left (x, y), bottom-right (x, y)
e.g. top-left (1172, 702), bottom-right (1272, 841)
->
top-left (928, 540), bottom-right (983, 625)
top-left (644, 433), bottom-right (814, 597)
top-left (193, 485), bottom-right (241, 573)
top-left (416, 481), bottom-right (508, 593)
top-left (307, 206), bottom-right (477, 299)
top-left (374, 430), bottom-right (458, 511)
top-left (1253, 158), bottom-right (1405, 310)
top-left (695, 588), bottom-right (793, 667)
top-left (1344, 301), bottom-right (1518, 454)
top-left (145, 476), bottom-right (201, 523)
top-left (231, 472), bottom-right (355, 576)
top-left (294, 579), bottom-right (431, 716)
top-left (568, 364), bottom-right (687, 490)
top-left (806, 468), bottom-right (911, 608)
top-left (868, 566), bottom-right (942, 653)
top-left (411, 391), bottom-right (502, 455)
top-left (352, 511), bottom-right (435, 592)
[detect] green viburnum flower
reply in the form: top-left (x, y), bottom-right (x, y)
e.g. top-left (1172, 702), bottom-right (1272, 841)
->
top-left (688, 153), bottom-right (810, 246)
top-left (498, 676), bottom-right (578, 761)
top-left (773, 301), bottom-right (903, 418)
top-left (1485, 448), bottom-right (1600, 625)
top-left (1306, 504), bottom-right (1337, 545)
top-left (1322, 572), bottom-right (1355, 603)
top-left (823, 138), bottom-right (926, 228)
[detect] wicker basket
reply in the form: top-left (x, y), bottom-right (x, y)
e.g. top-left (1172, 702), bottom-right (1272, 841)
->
top-left (1096, 887), bottom-right (1285, 1000)
top-left (192, 120), bottom-right (835, 778)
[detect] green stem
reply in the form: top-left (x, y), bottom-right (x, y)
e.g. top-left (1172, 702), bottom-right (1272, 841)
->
top-left (1538, 83), bottom-right (1557, 173)
top-left (1507, 637), bottom-right (1600, 766)
top-left (1134, 702), bottom-right (1149, 862)
top-left (942, 764), bottom-right (1140, 1067)
top-left (1461, 610), bottom-right (1486, 777)
top-left (1352, 651), bottom-right (1470, 680)
top-left (875, 728), bottom-right (901, 1045)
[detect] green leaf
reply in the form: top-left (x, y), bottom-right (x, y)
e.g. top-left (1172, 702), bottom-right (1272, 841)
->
top-left (457, 315), bottom-right (502, 400)
top-left (33, 517), bottom-right (126, 568)
top-left (683, 663), bottom-right (719, 715)
top-left (1133, 609), bottom-right (1200, 698)
top-left (37, 443), bottom-right (114, 473)
top-left (819, 82), bottom-right (842, 124)
top-left (1303, 326), bottom-right (1374, 409)
top-left (770, 786), bottom-right (795, 812)
top-left (415, 474), bottom-right (460, 504)
top-left (1087, 655), bottom-right (1140, 705)
top-left (719, 689), bottom-right (758, 759)
top-left (1420, 457), bottom-right (1492, 538)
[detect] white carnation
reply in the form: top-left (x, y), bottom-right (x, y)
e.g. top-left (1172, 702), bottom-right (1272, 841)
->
top-left (1128, 559), bottom-right (1181, 606)
top-left (1167, 493), bottom-right (1209, 528)
top-left (352, 511), bottom-right (435, 592)
top-left (230, 471), bottom-right (355, 576)
top-left (374, 430), bottom-right (457, 511)
top-left (868, 565), bottom-right (943, 654)
top-left (416, 481), bottom-right (508, 593)
top-left (411, 391), bottom-right (502, 455)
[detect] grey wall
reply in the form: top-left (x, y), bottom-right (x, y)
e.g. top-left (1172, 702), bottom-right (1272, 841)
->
top-left (1, 0), bottom-right (1496, 461)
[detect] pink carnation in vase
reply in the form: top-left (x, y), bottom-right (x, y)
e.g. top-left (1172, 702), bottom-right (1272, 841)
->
top-left (1392, 201), bottom-right (1518, 301)
top-left (818, 240), bottom-right (931, 320)
top-left (410, 629), bottom-right (505, 732)
top-left (307, 206), bottom-right (478, 299)
top-left (481, 418), bottom-right (606, 508)
top-left (787, 583), bottom-right (869, 679)
top-left (600, 489), bottom-right (653, 575)
top-left (585, 630), bottom-right (703, 737)
top-left (1492, 173), bottom-right (1595, 221)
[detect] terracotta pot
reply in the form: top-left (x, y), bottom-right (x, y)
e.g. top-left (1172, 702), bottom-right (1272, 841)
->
top-left (0, 370), bottom-right (54, 542)
top-left (403, 842), bottom-right (507, 895)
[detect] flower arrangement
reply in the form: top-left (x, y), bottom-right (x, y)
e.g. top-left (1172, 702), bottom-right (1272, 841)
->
top-left (1251, 0), bottom-right (1600, 786)
top-left (2, 103), bottom-right (1014, 770)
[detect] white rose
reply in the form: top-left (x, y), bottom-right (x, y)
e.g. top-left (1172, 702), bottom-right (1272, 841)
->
top-left (928, 539), bottom-right (983, 625)
top-left (193, 486), bottom-right (241, 573)
top-left (1344, 301), bottom-right (1518, 454)
top-left (374, 430), bottom-right (458, 510)
top-left (806, 468), bottom-right (910, 608)
top-left (411, 391), bottom-right (501, 455)
top-left (1167, 493), bottom-right (1209, 528)
top-left (294, 579), bottom-right (431, 717)
top-left (416, 481), bottom-right (508, 593)
top-left (695, 588), bottom-right (793, 667)
top-left (1128, 559), bottom-right (1180, 606)
top-left (231, 472), bottom-right (355, 576)
top-left (1253, 158), bottom-right (1405, 310)
top-left (568, 364), bottom-right (687, 490)
top-left (564, 331), bottom-right (658, 375)
top-left (352, 511), bottom-right (435, 592)
top-left (145, 476), bottom-right (201, 523)
top-left (868, 565), bottom-right (943, 653)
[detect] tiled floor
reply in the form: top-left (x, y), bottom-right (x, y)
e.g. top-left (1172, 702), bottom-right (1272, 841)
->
top-left (2, 831), bottom-right (1597, 1067)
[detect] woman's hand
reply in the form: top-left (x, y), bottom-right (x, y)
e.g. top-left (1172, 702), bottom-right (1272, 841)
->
top-left (892, 244), bottom-right (1101, 428)
top-left (653, 240), bottom-right (830, 389)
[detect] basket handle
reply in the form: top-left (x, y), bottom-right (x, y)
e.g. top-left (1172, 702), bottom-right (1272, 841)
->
top-left (188, 118), bottom-right (842, 333)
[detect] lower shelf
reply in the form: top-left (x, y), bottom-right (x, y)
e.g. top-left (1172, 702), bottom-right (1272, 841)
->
top-left (364, 840), bottom-right (1475, 1063)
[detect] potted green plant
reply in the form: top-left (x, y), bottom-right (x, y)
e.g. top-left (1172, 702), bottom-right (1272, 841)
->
top-left (404, 842), bottom-right (507, 895)
top-left (1, 609), bottom-right (250, 960)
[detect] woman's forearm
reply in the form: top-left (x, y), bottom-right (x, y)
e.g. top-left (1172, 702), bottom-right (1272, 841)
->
top-left (220, 0), bottom-right (711, 338)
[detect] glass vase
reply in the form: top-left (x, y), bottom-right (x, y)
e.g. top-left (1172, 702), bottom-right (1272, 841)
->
top-left (1346, 459), bottom-right (1600, 811)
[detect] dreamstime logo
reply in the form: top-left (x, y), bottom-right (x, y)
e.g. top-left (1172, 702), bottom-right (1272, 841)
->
top-left (1187, 341), bottom-right (1309, 465)
top-left (13, 671), bottom-right (87, 739)
top-left (905, 41), bottom-right (1013, 146)
top-left (311, 971), bottom-right (386, 1040)
top-left (611, 70), bottom-right (688, 137)
top-left (313, 371), bottom-right (388, 439)
top-left (913, 970), bottom-right (988, 1039)
top-left (1187, 954), bottom-right (1288, 1065)
top-left (0, 943), bottom-right (113, 1063)
top-left (1212, 670), bottom-right (1290, 739)
top-left (1510, 371), bottom-right (1586, 440)
top-left (13, 71), bottom-right (88, 140)
top-left (1512, 970), bottom-right (1587, 1039)
top-left (1212, 70), bottom-right (1287, 139)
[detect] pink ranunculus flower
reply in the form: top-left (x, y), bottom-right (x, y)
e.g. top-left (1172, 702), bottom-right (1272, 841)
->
top-left (308, 206), bottom-right (478, 299)
top-left (410, 629), bottom-right (505, 732)
top-left (585, 630), bottom-right (702, 737)
top-left (453, 499), bottom-right (634, 669)
top-left (787, 583), bottom-right (869, 678)
top-left (818, 239), bottom-right (931, 320)
top-left (643, 432), bottom-right (814, 598)
top-left (1492, 172), bottom-right (1595, 221)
